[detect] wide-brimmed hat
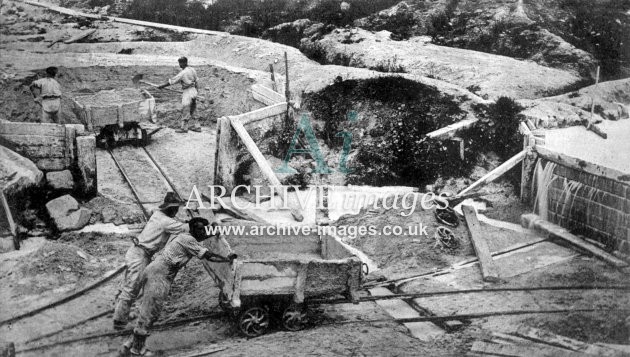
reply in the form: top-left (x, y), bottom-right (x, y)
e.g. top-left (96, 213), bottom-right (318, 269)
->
top-left (159, 191), bottom-right (183, 209)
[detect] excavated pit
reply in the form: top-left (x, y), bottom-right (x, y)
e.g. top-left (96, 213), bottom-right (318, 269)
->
top-left (0, 65), bottom-right (264, 127)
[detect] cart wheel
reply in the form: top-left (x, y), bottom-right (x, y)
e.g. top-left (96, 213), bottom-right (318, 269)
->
top-left (434, 226), bottom-right (458, 249)
top-left (435, 207), bottom-right (459, 228)
top-left (282, 305), bottom-right (306, 331)
top-left (238, 306), bottom-right (270, 337)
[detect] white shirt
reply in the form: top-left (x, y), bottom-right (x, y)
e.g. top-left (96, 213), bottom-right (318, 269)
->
top-left (169, 67), bottom-right (198, 90)
top-left (136, 210), bottom-right (188, 254)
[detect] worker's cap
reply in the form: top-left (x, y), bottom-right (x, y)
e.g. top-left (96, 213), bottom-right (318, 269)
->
top-left (46, 67), bottom-right (58, 77)
top-left (188, 217), bottom-right (209, 230)
top-left (158, 191), bottom-right (184, 209)
top-left (178, 57), bottom-right (188, 64)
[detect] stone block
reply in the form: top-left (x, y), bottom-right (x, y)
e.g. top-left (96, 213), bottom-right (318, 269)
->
top-left (46, 170), bottom-right (74, 191)
top-left (76, 135), bottom-right (96, 195)
top-left (45, 194), bottom-right (92, 232)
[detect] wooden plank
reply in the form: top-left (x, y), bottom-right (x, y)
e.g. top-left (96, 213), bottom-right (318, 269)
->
top-left (369, 287), bottom-right (444, 341)
top-left (526, 119), bottom-right (536, 131)
top-left (252, 84), bottom-right (285, 105)
top-left (514, 327), bottom-right (629, 357)
top-left (237, 102), bottom-right (287, 126)
top-left (293, 264), bottom-right (308, 303)
top-left (535, 145), bottom-right (630, 183)
top-left (63, 29), bottom-right (96, 44)
top-left (170, 346), bottom-right (227, 357)
top-left (462, 205), bottom-right (501, 282)
top-left (519, 122), bottom-right (531, 135)
top-left (521, 214), bottom-right (628, 267)
top-left (252, 92), bottom-right (278, 106)
top-left (471, 341), bottom-right (587, 357)
top-left (458, 150), bottom-right (526, 197)
top-left (0, 122), bottom-right (66, 136)
top-left (229, 116), bottom-right (303, 222)
top-left (425, 118), bottom-right (479, 140)
top-left (0, 192), bottom-right (16, 237)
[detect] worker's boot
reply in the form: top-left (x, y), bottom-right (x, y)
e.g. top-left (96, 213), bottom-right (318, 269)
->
top-left (116, 336), bottom-right (133, 357)
top-left (129, 331), bottom-right (147, 355)
top-left (113, 299), bottom-right (131, 330)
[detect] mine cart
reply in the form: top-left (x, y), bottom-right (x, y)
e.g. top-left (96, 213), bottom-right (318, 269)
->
top-left (71, 88), bottom-right (156, 148)
top-left (202, 231), bottom-right (364, 337)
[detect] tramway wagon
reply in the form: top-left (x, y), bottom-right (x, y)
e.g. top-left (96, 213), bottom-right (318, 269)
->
top-left (202, 228), bottom-right (365, 337)
top-left (71, 88), bottom-right (157, 148)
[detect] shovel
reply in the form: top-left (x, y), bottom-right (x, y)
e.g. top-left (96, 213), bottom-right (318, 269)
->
top-left (131, 74), bottom-right (206, 101)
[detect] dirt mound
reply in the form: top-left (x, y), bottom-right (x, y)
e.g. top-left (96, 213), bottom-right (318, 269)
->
top-left (84, 195), bottom-right (144, 226)
top-left (3, 240), bottom-right (114, 296)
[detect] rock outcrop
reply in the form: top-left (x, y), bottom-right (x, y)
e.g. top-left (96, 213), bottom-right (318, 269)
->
top-left (0, 145), bottom-right (44, 197)
top-left (45, 195), bottom-right (91, 232)
top-left (263, 19), bottom-right (330, 48)
top-left (300, 28), bottom-right (583, 99)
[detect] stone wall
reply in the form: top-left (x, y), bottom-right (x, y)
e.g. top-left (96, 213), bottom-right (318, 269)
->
top-left (543, 160), bottom-right (630, 254)
top-left (0, 122), bottom-right (96, 195)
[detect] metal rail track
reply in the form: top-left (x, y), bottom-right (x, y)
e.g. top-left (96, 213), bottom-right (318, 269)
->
top-left (107, 146), bottom-right (194, 220)
top-left (17, 284), bottom-right (630, 352)
top-left (18, 305), bottom-right (630, 353)
top-left (10, 146), bottom-right (201, 347)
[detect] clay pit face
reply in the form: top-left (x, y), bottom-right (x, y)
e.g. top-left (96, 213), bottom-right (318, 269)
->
top-left (0, 65), bottom-right (263, 125)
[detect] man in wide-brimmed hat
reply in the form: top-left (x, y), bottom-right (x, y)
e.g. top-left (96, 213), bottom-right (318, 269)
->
top-left (113, 192), bottom-right (188, 330)
top-left (118, 218), bottom-right (236, 357)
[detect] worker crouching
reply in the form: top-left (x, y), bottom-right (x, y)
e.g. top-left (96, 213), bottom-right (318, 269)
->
top-left (118, 218), bottom-right (236, 357)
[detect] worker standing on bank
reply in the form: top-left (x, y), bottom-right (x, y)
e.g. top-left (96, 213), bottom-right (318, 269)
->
top-left (118, 218), bottom-right (236, 357)
top-left (158, 57), bottom-right (201, 133)
top-left (29, 66), bottom-right (62, 123)
top-left (112, 192), bottom-right (188, 330)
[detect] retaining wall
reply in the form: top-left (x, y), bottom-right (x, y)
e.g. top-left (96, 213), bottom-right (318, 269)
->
top-left (0, 122), bottom-right (96, 195)
top-left (541, 159), bottom-right (630, 254)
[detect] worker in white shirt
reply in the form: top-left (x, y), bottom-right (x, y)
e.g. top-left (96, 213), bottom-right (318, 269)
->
top-left (29, 66), bottom-right (62, 123)
top-left (112, 192), bottom-right (188, 330)
top-left (157, 57), bottom-right (201, 133)
top-left (118, 218), bottom-right (236, 357)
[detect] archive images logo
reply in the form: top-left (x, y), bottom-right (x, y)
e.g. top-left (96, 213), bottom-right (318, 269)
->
top-left (274, 111), bottom-right (358, 175)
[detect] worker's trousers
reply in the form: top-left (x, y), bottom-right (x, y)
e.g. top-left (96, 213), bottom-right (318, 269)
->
top-left (41, 98), bottom-right (61, 123)
top-left (134, 256), bottom-right (180, 334)
top-left (113, 245), bottom-right (151, 323)
top-left (180, 87), bottom-right (198, 130)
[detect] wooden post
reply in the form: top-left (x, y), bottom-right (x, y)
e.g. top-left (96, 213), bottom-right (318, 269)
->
top-left (214, 117), bottom-right (237, 191)
top-left (462, 205), bottom-right (501, 282)
top-left (269, 64), bottom-right (277, 92)
top-left (520, 134), bottom-right (537, 203)
top-left (229, 116), bottom-right (304, 222)
top-left (76, 135), bottom-right (97, 195)
top-left (63, 125), bottom-right (76, 168)
top-left (284, 52), bottom-right (290, 102)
